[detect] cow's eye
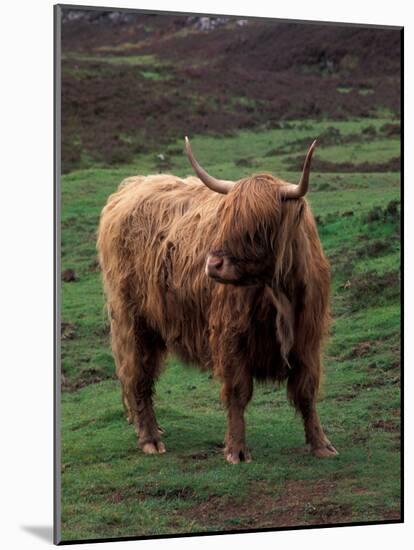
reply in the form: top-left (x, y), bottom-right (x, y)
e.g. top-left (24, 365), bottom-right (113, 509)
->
top-left (253, 232), bottom-right (263, 245)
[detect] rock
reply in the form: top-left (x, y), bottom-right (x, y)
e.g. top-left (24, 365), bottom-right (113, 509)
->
top-left (62, 268), bottom-right (77, 282)
top-left (189, 16), bottom-right (230, 32)
top-left (62, 9), bottom-right (139, 25)
top-left (61, 322), bottom-right (76, 340)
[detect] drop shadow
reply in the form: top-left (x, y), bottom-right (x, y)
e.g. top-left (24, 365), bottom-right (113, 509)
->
top-left (21, 525), bottom-right (54, 543)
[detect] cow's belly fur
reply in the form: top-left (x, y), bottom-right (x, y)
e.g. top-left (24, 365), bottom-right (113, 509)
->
top-left (149, 285), bottom-right (290, 384)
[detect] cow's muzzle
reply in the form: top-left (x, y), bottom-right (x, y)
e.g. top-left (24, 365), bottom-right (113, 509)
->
top-left (205, 253), bottom-right (238, 283)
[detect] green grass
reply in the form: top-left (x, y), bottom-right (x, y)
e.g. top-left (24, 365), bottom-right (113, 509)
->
top-left (62, 53), bottom-right (172, 82)
top-left (316, 139), bottom-right (399, 163)
top-left (62, 53), bottom-right (164, 66)
top-left (60, 116), bottom-right (401, 541)
top-left (337, 86), bottom-right (353, 94)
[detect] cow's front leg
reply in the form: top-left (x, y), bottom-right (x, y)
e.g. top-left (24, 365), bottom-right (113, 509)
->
top-left (301, 399), bottom-right (338, 457)
top-left (221, 374), bottom-right (253, 464)
top-left (287, 362), bottom-right (338, 458)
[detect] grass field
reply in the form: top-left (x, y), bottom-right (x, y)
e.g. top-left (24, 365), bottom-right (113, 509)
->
top-left (60, 116), bottom-right (401, 541)
top-left (59, 11), bottom-right (401, 543)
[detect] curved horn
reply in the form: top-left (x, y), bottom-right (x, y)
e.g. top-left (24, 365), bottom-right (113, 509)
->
top-left (185, 136), bottom-right (234, 195)
top-left (280, 140), bottom-right (317, 200)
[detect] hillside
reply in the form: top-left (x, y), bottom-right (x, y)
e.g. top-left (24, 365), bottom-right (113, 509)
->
top-left (61, 10), bottom-right (401, 173)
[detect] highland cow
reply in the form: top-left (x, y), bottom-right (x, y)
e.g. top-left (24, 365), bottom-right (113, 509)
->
top-left (97, 137), bottom-right (338, 463)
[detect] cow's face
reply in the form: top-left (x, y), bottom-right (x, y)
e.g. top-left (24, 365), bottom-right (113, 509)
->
top-left (205, 176), bottom-right (304, 286)
top-left (184, 136), bottom-right (316, 286)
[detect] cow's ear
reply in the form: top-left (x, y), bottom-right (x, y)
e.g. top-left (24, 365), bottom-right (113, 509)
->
top-left (265, 287), bottom-right (294, 364)
top-left (296, 202), bottom-right (305, 224)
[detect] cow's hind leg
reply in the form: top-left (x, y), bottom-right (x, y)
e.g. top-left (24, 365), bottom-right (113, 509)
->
top-left (111, 307), bottom-right (166, 454)
top-left (287, 359), bottom-right (338, 458)
top-left (221, 373), bottom-right (253, 464)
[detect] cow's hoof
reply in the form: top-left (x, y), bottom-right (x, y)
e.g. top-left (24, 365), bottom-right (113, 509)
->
top-left (141, 440), bottom-right (166, 454)
top-left (224, 447), bottom-right (252, 464)
top-left (311, 443), bottom-right (338, 458)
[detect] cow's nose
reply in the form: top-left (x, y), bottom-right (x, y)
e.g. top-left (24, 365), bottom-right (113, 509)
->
top-left (207, 256), bottom-right (224, 271)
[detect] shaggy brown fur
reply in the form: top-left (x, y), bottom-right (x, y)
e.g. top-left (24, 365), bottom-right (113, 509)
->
top-left (97, 172), bottom-right (337, 462)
